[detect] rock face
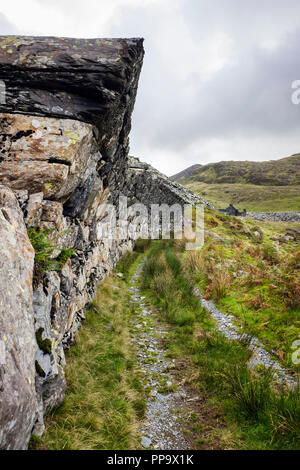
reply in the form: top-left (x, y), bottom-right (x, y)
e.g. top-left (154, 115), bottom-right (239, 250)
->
top-left (126, 157), bottom-right (212, 207)
top-left (0, 36), bottom-right (208, 449)
top-left (0, 113), bottom-right (96, 199)
top-left (0, 186), bottom-right (38, 450)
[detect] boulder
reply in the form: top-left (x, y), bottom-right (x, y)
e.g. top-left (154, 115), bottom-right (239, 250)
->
top-left (0, 185), bottom-right (38, 450)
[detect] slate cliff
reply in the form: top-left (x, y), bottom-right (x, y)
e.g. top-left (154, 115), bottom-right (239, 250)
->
top-left (0, 36), bottom-right (206, 450)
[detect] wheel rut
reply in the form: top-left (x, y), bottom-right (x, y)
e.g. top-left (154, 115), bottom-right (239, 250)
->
top-left (128, 265), bottom-right (191, 450)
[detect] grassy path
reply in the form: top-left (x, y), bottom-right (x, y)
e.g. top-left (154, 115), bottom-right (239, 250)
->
top-left (128, 263), bottom-right (190, 449)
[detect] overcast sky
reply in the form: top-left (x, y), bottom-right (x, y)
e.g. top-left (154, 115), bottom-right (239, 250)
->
top-left (1, 0), bottom-right (300, 175)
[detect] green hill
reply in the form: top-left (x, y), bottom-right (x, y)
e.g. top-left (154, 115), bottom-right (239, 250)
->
top-left (171, 164), bottom-right (202, 182)
top-left (172, 154), bottom-right (300, 212)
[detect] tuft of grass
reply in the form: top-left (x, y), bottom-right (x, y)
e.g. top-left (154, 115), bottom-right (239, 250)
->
top-left (261, 242), bottom-right (279, 263)
top-left (28, 229), bottom-right (74, 286)
top-left (116, 251), bottom-right (140, 279)
top-left (134, 238), bottom-right (152, 253)
top-left (272, 387), bottom-right (300, 440)
top-left (209, 270), bottom-right (231, 301)
top-left (224, 365), bottom-right (273, 420)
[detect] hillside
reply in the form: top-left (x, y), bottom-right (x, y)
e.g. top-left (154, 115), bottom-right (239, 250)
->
top-left (171, 164), bottom-right (202, 182)
top-left (172, 154), bottom-right (300, 212)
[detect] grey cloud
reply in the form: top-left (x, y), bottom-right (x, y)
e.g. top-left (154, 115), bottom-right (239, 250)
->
top-left (107, 0), bottom-right (300, 172)
top-left (1, 1), bottom-right (300, 174)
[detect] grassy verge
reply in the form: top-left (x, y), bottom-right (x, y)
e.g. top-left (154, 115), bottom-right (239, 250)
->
top-left (34, 256), bottom-right (145, 450)
top-left (186, 209), bottom-right (300, 373)
top-left (140, 240), bottom-right (300, 450)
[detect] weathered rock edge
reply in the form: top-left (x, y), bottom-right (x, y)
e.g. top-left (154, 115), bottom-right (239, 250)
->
top-left (0, 36), bottom-right (144, 162)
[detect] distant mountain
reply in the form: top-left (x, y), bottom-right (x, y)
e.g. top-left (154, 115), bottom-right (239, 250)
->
top-left (172, 154), bottom-right (300, 186)
top-left (171, 164), bottom-right (202, 182)
top-left (172, 154), bottom-right (300, 212)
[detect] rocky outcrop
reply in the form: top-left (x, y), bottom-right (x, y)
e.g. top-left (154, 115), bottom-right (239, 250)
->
top-left (0, 36), bottom-right (207, 450)
top-left (126, 157), bottom-right (212, 207)
top-left (0, 36), bottom-right (144, 162)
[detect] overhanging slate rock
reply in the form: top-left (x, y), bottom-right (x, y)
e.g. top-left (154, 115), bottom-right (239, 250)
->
top-left (0, 36), bottom-right (144, 159)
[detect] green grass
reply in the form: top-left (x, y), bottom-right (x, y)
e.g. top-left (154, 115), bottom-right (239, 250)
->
top-left (140, 240), bottom-right (300, 450)
top-left (33, 219), bottom-right (300, 450)
top-left (175, 154), bottom-right (300, 211)
top-left (183, 181), bottom-right (300, 212)
top-left (178, 154), bottom-right (300, 186)
top-left (35, 261), bottom-right (146, 450)
top-left (28, 228), bottom-right (74, 287)
top-left (185, 208), bottom-right (300, 373)
top-left (115, 239), bottom-right (152, 280)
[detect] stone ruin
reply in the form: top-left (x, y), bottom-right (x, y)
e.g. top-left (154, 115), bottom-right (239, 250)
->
top-left (219, 203), bottom-right (247, 217)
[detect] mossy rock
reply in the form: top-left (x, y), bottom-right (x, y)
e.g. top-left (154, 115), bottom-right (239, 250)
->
top-left (36, 327), bottom-right (52, 354)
